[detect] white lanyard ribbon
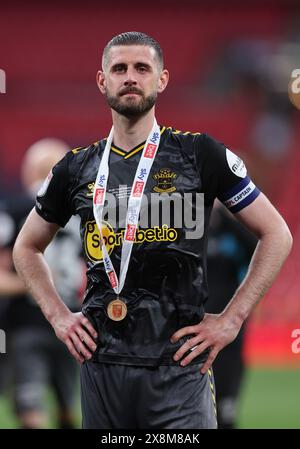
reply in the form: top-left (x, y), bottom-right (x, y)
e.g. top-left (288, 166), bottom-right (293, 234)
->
top-left (93, 119), bottom-right (161, 297)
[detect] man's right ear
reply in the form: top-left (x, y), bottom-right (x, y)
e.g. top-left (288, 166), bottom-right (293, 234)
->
top-left (96, 71), bottom-right (106, 94)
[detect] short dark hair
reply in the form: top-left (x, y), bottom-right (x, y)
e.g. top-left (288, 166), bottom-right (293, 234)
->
top-left (102, 31), bottom-right (164, 70)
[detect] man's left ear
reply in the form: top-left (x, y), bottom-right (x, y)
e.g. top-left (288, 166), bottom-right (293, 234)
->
top-left (158, 69), bottom-right (169, 93)
top-left (96, 70), bottom-right (106, 94)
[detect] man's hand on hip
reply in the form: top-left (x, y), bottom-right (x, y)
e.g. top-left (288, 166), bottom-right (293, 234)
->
top-left (170, 313), bottom-right (241, 374)
top-left (51, 310), bottom-right (98, 364)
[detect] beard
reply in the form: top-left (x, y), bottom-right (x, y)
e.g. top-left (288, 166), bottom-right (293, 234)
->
top-left (105, 88), bottom-right (157, 117)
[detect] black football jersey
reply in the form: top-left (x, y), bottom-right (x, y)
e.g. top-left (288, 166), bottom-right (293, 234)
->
top-left (35, 126), bottom-right (260, 366)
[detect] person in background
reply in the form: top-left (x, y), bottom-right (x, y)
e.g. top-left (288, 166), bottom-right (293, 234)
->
top-left (0, 138), bottom-right (84, 429)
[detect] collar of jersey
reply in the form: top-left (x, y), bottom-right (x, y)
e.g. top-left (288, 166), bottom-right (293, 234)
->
top-left (109, 126), bottom-right (166, 159)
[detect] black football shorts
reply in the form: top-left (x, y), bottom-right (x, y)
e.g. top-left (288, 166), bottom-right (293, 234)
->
top-left (80, 360), bottom-right (217, 429)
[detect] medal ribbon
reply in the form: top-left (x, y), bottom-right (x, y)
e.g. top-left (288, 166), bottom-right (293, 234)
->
top-left (93, 119), bottom-right (161, 297)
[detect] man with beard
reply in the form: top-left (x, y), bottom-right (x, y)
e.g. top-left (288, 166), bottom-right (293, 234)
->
top-left (13, 32), bottom-right (292, 429)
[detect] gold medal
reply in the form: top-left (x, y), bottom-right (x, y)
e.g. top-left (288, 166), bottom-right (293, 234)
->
top-left (107, 298), bottom-right (127, 321)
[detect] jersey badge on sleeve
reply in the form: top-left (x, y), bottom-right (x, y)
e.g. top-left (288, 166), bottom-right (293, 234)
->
top-left (37, 170), bottom-right (53, 197)
top-left (226, 148), bottom-right (247, 178)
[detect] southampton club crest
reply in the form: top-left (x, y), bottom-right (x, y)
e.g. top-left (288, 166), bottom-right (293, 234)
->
top-left (152, 168), bottom-right (177, 193)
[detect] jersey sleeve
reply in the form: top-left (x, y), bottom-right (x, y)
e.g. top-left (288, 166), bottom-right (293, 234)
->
top-left (197, 133), bottom-right (260, 213)
top-left (35, 152), bottom-right (73, 227)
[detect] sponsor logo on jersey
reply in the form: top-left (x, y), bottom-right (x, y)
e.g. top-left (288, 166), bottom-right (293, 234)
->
top-left (84, 221), bottom-right (115, 263)
top-left (226, 148), bottom-right (247, 178)
top-left (94, 188), bottom-right (105, 205)
top-left (84, 221), bottom-right (178, 263)
top-left (152, 168), bottom-right (177, 193)
top-left (144, 143), bottom-right (157, 158)
top-left (37, 170), bottom-right (53, 197)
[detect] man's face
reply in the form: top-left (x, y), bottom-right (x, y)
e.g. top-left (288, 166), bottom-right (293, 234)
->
top-left (97, 45), bottom-right (168, 117)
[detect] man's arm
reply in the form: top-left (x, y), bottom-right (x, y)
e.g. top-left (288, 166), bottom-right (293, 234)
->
top-left (170, 193), bottom-right (293, 373)
top-left (13, 208), bottom-right (97, 363)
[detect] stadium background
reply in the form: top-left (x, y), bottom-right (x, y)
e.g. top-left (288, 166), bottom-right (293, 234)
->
top-left (0, 0), bottom-right (299, 428)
